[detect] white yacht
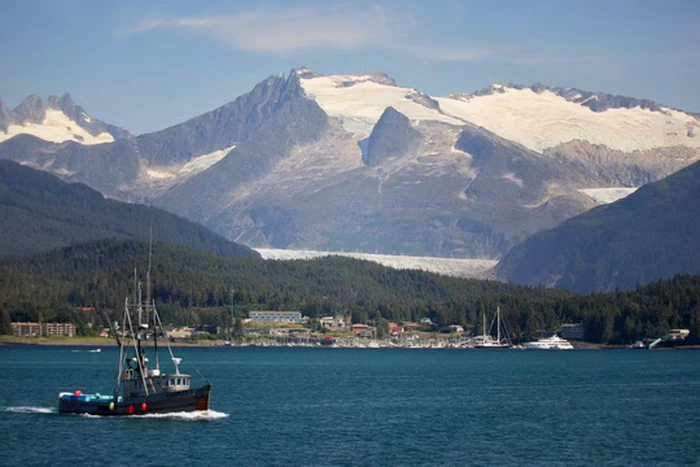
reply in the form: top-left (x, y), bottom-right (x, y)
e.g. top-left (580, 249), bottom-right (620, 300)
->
top-left (523, 334), bottom-right (574, 350)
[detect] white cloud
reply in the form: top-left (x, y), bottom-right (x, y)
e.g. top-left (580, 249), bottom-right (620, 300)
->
top-left (123, 3), bottom-right (517, 63)
top-left (126, 5), bottom-right (393, 54)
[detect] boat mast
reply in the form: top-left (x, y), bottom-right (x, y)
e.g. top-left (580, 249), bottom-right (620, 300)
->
top-left (497, 306), bottom-right (501, 344)
top-left (147, 226), bottom-right (159, 371)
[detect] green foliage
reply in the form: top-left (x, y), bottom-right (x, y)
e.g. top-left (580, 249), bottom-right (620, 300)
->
top-left (0, 307), bottom-right (11, 335)
top-left (499, 160), bottom-right (700, 293)
top-left (1, 238), bottom-right (699, 344)
top-left (0, 160), bottom-right (259, 258)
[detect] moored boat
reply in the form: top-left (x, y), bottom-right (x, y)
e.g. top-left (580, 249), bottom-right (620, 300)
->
top-left (522, 334), bottom-right (574, 350)
top-left (472, 306), bottom-right (511, 348)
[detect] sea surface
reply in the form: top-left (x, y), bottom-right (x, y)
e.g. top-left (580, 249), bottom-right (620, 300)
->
top-left (1, 346), bottom-right (699, 466)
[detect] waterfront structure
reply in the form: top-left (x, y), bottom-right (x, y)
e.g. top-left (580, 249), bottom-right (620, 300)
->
top-left (249, 311), bottom-right (305, 324)
top-left (11, 322), bottom-right (76, 337)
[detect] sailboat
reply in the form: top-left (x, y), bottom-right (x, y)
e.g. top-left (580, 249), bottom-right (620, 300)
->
top-left (472, 306), bottom-right (511, 348)
top-left (58, 244), bottom-right (211, 415)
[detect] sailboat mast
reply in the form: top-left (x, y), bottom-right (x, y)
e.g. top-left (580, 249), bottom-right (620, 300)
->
top-left (497, 306), bottom-right (501, 343)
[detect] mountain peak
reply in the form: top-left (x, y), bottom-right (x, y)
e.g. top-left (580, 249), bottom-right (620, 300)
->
top-left (0, 93), bottom-right (125, 145)
top-left (14, 94), bottom-right (48, 123)
top-left (363, 106), bottom-right (421, 167)
top-left (291, 66), bottom-right (318, 79)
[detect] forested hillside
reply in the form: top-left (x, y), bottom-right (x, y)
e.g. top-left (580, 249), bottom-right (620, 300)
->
top-left (0, 160), bottom-right (259, 258)
top-left (497, 160), bottom-right (700, 293)
top-left (1, 239), bottom-right (699, 344)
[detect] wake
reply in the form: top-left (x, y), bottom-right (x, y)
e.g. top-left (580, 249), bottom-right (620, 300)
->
top-left (134, 409), bottom-right (229, 421)
top-left (5, 406), bottom-right (55, 414)
top-left (80, 409), bottom-right (229, 421)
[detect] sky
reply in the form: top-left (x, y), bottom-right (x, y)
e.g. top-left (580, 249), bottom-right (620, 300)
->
top-left (1, 0), bottom-right (699, 135)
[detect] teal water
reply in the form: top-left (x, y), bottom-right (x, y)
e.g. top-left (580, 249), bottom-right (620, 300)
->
top-left (1, 346), bottom-right (699, 466)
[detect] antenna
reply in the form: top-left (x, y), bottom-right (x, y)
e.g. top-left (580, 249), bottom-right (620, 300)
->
top-left (146, 223), bottom-right (153, 312)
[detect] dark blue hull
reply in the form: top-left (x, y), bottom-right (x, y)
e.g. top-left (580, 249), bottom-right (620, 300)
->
top-left (58, 384), bottom-right (211, 416)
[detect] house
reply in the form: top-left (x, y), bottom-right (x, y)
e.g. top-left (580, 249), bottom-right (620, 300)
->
top-left (448, 325), bottom-right (465, 333)
top-left (320, 315), bottom-right (346, 331)
top-left (351, 324), bottom-right (369, 332)
top-left (420, 317), bottom-right (436, 327)
top-left (389, 323), bottom-right (404, 336)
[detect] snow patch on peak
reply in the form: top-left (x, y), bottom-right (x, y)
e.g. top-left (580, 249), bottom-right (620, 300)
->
top-left (436, 88), bottom-right (700, 152)
top-left (300, 74), bottom-right (462, 138)
top-left (0, 109), bottom-right (114, 145)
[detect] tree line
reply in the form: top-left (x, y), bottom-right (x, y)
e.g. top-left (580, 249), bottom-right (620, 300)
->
top-left (1, 239), bottom-right (699, 344)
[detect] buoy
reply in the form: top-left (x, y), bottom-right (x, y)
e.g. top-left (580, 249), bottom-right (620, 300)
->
top-left (74, 390), bottom-right (82, 396)
top-left (128, 405), bottom-right (134, 415)
top-left (109, 401), bottom-right (115, 411)
top-left (141, 402), bottom-right (147, 412)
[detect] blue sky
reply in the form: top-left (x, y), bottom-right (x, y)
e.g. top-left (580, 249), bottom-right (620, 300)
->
top-left (1, 0), bottom-right (699, 134)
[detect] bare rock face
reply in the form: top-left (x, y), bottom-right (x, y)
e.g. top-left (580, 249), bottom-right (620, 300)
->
top-left (363, 107), bottom-right (422, 167)
top-left (1, 69), bottom-right (699, 259)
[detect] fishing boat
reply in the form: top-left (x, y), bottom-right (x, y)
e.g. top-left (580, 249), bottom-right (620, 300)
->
top-left (58, 258), bottom-right (211, 415)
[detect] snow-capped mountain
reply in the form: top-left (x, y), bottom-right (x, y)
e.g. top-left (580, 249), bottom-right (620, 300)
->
top-left (0, 93), bottom-right (129, 145)
top-left (1, 69), bottom-right (698, 258)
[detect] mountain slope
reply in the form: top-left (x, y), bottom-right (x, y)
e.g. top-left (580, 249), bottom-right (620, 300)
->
top-left (0, 93), bottom-right (129, 144)
top-left (496, 160), bottom-right (700, 292)
top-left (1, 69), bottom-right (699, 258)
top-left (0, 160), bottom-right (259, 258)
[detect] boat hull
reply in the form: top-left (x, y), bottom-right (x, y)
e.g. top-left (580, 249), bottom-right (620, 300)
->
top-left (58, 384), bottom-right (211, 416)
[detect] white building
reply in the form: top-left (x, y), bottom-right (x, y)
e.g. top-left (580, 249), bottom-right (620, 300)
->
top-left (249, 311), bottom-right (305, 324)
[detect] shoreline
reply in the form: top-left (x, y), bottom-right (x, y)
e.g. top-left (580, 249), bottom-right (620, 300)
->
top-left (1, 336), bottom-right (698, 349)
top-left (0, 336), bottom-right (225, 347)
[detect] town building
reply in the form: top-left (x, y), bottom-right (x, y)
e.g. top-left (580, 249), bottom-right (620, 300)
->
top-left (11, 322), bottom-right (76, 337)
top-left (249, 311), bottom-right (306, 324)
top-left (41, 322), bottom-right (76, 337)
top-left (12, 322), bottom-right (41, 337)
top-left (320, 315), bottom-right (347, 331)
